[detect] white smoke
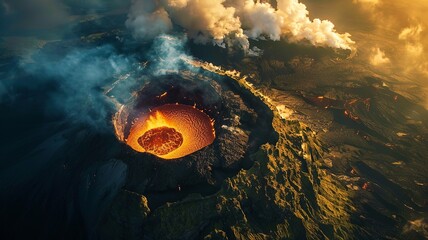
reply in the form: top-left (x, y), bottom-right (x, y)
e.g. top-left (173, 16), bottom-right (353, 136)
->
top-left (369, 47), bottom-right (390, 66)
top-left (126, 0), bottom-right (355, 52)
top-left (126, 0), bottom-right (173, 39)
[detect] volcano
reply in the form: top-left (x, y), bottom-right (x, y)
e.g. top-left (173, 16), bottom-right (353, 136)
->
top-left (2, 6), bottom-right (428, 239)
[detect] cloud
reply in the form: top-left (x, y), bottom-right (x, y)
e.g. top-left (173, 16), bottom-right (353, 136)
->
top-left (126, 0), bottom-right (355, 52)
top-left (370, 47), bottom-right (390, 66)
top-left (22, 45), bottom-right (136, 130)
top-left (397, 24), bottom-right (428, 76)
top-left (399, 25), bottom-right (424, 57)
top-left (147, 34), bottom-right (191, 75)
top-left (126, 0), bottom-right (173, 40)
top-left (352, 0), bottom-right (379, 6)
top-left (275, 0), bottom-right (354, 49)
top-left (398, 24), bottom-right (423, 41)
top-left (2, 33), bottom-right (198, 131)
top-left (165, 0), bottom-right (246, 48)
top-left (351, 0), bottom-right (428, 81)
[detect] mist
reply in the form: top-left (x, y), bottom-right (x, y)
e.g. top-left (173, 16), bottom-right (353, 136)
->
top-left (0, 31), bottom-right (196, 238)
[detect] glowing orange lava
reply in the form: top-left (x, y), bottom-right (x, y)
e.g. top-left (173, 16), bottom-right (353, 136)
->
top-left (138, 126), bottom-right (183, 156)
top-left (126, 104), bottom-right (215, 159)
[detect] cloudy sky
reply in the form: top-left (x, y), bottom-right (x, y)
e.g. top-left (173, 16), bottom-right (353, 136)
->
top-left (304, 0), bottom-right (427, 82)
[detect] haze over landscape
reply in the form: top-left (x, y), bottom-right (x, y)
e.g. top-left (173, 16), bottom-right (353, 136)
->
top-left (0, 0), bottom-right (427, 239)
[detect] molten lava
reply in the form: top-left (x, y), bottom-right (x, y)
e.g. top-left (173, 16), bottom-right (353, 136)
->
top-left (126, 104), bottom-right (215, 159)
top-left (138, 127), bottom-right (183, 156)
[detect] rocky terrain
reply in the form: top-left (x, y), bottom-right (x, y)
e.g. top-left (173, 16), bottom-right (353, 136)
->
top-left (97, 65), bottom-right (362, 239)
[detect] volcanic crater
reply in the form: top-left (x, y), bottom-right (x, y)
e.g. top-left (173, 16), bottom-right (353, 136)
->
top-left (113, 73), bottom-right (277, 209)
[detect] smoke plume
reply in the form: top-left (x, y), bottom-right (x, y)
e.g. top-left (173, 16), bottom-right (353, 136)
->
top-left (126, 0), bottom-right (355, 52)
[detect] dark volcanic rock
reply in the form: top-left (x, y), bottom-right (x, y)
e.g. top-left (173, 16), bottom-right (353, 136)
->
top-left (98, 190), bottom-right (150, 240)
top-left (217, 90), bottom-right (254, 169)
top-left (98, 69), bottom-right (361, 240)
top-left (112, 72), bottom-right (271, 211)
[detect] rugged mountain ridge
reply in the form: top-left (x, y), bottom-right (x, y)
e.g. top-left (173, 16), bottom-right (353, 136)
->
top-left (98, 65), bottom-right (361, 239)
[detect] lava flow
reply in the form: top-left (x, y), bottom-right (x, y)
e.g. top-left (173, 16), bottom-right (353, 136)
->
top-left (125, 104), bottom-right (215, 159)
